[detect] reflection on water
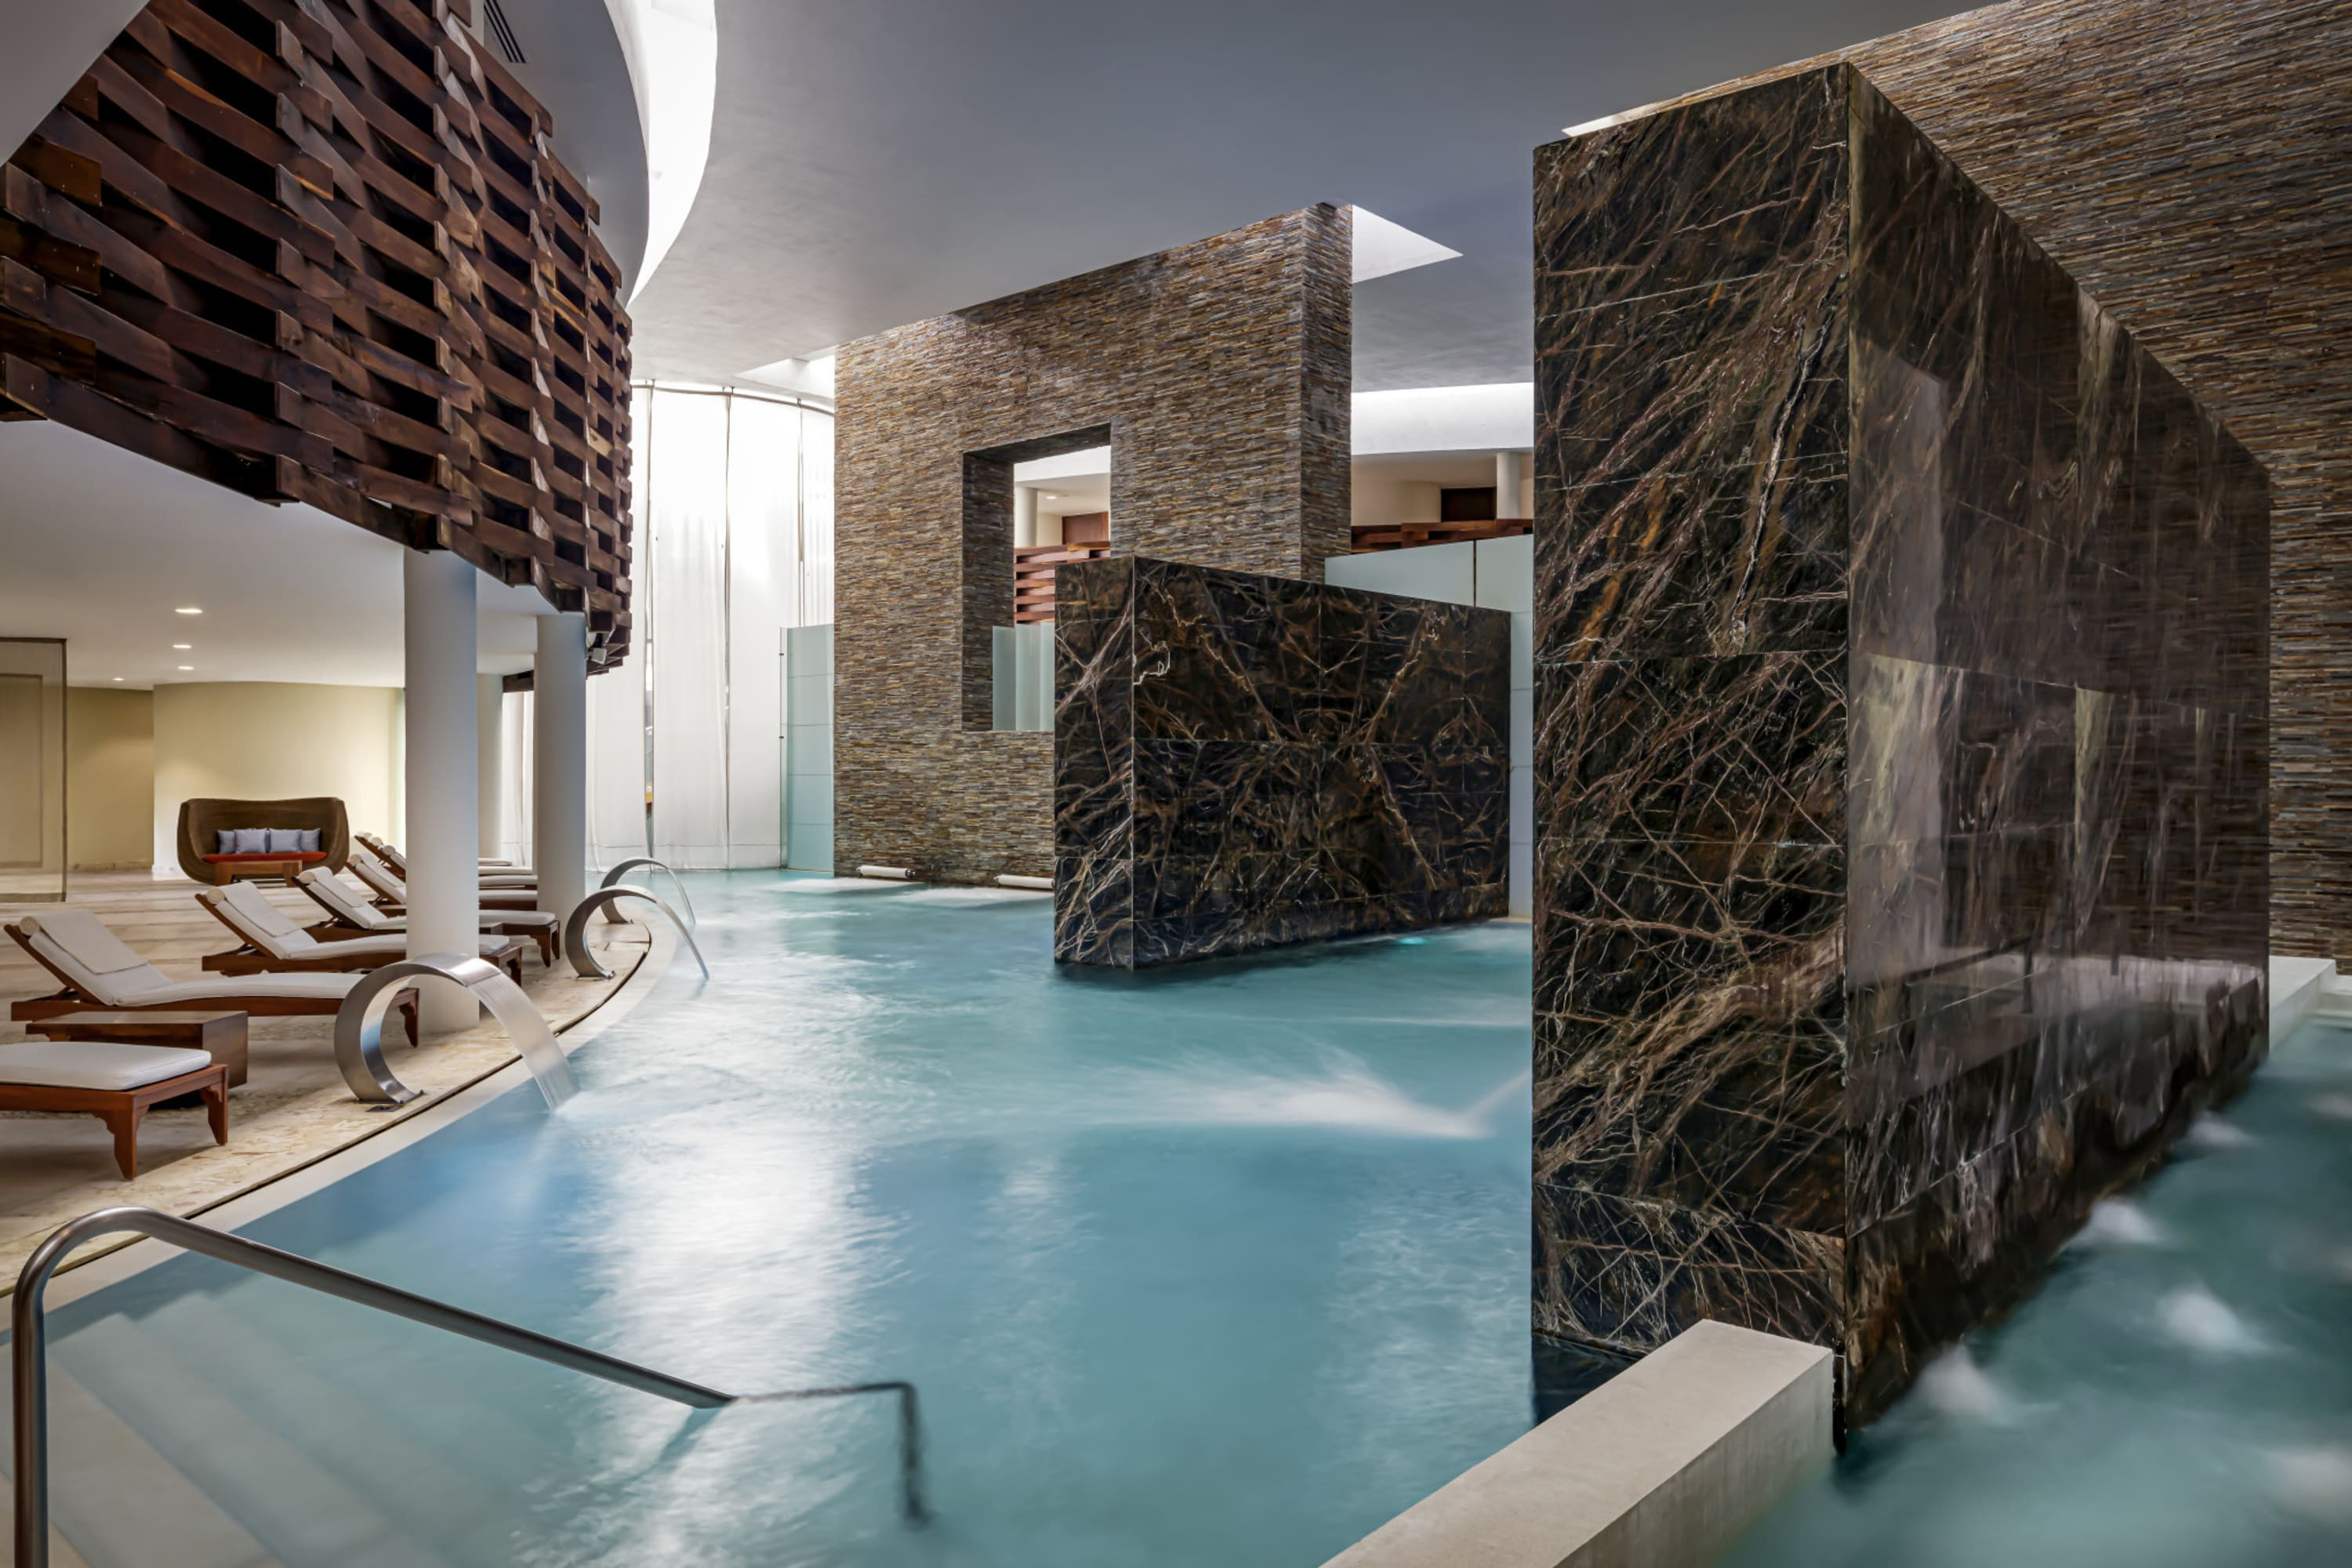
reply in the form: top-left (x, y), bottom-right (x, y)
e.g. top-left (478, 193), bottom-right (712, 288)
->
top-left (1730, 1022), bottom-right (2352, 1568)
top-left (44, 871), bottom-right (1538, 1568)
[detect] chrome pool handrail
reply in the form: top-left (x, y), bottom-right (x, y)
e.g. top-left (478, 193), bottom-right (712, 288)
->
top-left (598, 858), bottom-right (695, 927)
top-left (10, 1207), bottom-right (928, 1566)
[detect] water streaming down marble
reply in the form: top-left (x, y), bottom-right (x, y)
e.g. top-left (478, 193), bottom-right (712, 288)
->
top-left (1530, 64), bottom-right (2270, 1420)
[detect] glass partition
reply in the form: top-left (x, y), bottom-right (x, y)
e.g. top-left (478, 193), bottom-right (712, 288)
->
top-left (991, 623), bottom-right (1054, 732)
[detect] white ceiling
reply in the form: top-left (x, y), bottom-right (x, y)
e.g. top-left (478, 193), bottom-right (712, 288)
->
top-left (629, 0), bottom-right (1963, 387)
top-left (0, 423), bottom-right (552, 690)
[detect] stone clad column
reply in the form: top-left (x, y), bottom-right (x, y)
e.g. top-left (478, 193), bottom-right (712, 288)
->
top-left (404, 550), bottom-right (482, 1031)
top-left (533, 612), bottom-right (589, 922)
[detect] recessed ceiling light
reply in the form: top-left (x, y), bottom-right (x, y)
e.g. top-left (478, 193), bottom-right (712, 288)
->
top-left (172, 643), bottom-right (191, 650)
top-left (176, 665), bottom-right (194, 671)
top-left (1044, 493), bottom-right (1061, 500)
top-left (111, 677), bottom-right (123, 683)
top-left (175, 606), bottom-right (202, 615)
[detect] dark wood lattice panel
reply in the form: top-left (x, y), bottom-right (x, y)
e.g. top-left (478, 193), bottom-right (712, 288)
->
top-left (0, 0), bottom-right (635, 664)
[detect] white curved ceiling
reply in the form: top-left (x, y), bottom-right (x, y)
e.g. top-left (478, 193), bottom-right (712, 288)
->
top-left (627, 0), bottom-right (1962, 387)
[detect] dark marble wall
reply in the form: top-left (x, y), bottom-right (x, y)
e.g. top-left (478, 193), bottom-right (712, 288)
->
top-left (1531, 64), bottom-right (2270, 1421)
top-left (1056, 557), bottom-right (1511, 967)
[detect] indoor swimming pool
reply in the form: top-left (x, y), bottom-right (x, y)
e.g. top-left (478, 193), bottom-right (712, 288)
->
top-left (24, 873), bottom-right (1542, 1566)
top-left (1729, 1015), bottom-right (2352, 1567)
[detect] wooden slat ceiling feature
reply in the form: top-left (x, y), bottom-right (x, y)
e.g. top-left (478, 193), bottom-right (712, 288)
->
top-left (0, 0), bottom-right (636, 666)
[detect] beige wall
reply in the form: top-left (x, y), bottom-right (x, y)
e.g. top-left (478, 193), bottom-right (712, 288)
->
top-left (66, 687), bottom-right (154, 870)
top-left (152, 682), bottom-right (403, 870)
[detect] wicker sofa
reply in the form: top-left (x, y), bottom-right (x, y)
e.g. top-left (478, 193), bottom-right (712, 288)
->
top-left (175, 797), bottom-right (350, 886)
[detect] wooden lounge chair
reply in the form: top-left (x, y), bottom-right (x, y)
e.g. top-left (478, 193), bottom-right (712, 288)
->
top-left (0, 1042), bottom-right (230, 1181)
top-left (197, 882), bottom-right (530, 980)
top-left (6, 909), bottom-right (419, 1047)
top-left (346, 846), bottom-right (542, 913)
top-left (359, 834), bottom-right (537, 889)
top-left (295, 869), bottom-right (561, 964)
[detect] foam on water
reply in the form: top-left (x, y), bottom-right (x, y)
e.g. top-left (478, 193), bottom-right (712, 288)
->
top-left (2309, 1092), bottom-right (2352, 1123)
top-left (895, 886), bottom-right (1051, 906)
top-left (2158, 1284), bottom-right (2269, 1355)
top-left (1125, 1055), bottom-right (1530, 1141)
top-left (772, 877), bottom-right (909, 896)
top-left (2263, 1444), bottom-right (2352, 1524)
top-left (2075, 1198), bottom-right (2169, 1248)
top-left (2183, 1114), bottom-right (2256, 1151)
top-left (1915, 1345), bottom-right (2015, 1424)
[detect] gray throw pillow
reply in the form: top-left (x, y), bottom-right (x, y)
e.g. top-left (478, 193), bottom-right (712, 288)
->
top-left (299, 828), bottom-right (321, 852)
top-left (216, 830), bottom-right (238, 854)
top-left (228, 828), bottom-right (270, 855)
top-left (265, 827), bottom-right (308, 854)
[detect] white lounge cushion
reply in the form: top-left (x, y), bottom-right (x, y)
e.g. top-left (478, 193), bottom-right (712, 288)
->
top-left (303, 935), bottom-right (518, 961)
top-left (16, 912), bottom-right (176, 1004)
top-left (205, 882), bottom-right (312, 956)
top-left (117, 973), bottom-right (366, 1004)
top-left (327, 860), bottom-right (555, 931)
top-left (0, 1041), bottom-right (215, 1091)
top-left (296, 869), bottom-right (395, 931)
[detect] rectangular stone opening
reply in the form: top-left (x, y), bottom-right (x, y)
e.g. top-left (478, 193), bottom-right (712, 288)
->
top-left (963, 423), bottom-right (1113, 731)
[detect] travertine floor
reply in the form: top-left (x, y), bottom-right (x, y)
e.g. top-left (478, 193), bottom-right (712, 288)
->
top-left (0, 871), bottom-right (648, 1282)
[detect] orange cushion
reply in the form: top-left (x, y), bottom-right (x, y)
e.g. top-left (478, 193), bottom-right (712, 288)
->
top-left (200, 852), bottom-right (328, 863)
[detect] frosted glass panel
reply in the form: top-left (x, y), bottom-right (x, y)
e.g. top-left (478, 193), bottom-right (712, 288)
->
top-left (785, 623), bottom-right (833, 871)
top-left (1323, 542), bottom-right (1475, 604)
top-left (990, 623), bottom-right (1053, 732)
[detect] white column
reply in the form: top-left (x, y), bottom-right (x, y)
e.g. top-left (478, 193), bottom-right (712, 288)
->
top-left (404, 550), bottom-right (481, 1032)
top-left (1495, 450), bottom-right (1526, 521)
top-left (1014, 484), bottom-right (1039, 548)
top-left (475, 673), bottom-right (504, 860)
top-left (533, 612), bottom-right (589, 921)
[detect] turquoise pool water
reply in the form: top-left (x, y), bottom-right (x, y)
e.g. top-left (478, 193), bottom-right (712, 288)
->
top-left (34, 874), bottom-right (1544, 1566)
top-left (1730, 1016), bottom-right (2352, 1568)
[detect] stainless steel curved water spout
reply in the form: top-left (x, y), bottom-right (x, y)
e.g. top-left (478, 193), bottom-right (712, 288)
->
top-left (566, 886), bottom-right (709, 982)
top-left (334, 953), bottom-right (578, 1109)
top-left (599, 857), bottom-right (695, 927)
top-left (11, 1207), bottom-right (926, 1566)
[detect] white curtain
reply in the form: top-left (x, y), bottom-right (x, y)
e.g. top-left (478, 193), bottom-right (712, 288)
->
top-left (499, 689), bottom-right (534, 866)
top-left (647, 390), bottom-right (730, 866)
top-left (586, 387), bottom-right (655, 869)
top-left (724, 397), bottom-right (798, 866)
top-left (799, 408), bottom-right (835, 626)
top-left (612, 385), bottom-right (835, 871)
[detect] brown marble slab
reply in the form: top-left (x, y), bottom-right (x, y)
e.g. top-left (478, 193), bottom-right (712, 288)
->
top-left (1532, 64), bottom-right (2270, 1424)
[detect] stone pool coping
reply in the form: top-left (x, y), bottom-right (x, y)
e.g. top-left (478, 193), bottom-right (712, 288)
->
top-left (1323, 1320), bottom-right (1831, 1568)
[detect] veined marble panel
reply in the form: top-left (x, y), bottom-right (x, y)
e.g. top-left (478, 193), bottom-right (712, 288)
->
top-left (1055, 557), bottom-right (1511, 967)
top-left (1533, 64), bottom-right (2270, 1424)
